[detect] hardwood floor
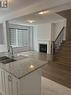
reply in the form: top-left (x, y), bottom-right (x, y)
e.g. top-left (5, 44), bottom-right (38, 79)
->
top-left (41, 77), bottom-right (71, 95)
top-left (42, 41), bottom-right (71, 88)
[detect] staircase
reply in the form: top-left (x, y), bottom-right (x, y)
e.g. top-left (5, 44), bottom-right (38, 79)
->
top-left (54, 41), bottom-right (71, 66)
top-left (42, 41), bottom-right (71, 88)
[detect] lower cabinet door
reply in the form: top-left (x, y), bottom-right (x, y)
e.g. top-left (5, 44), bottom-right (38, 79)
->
top-left (0, 68), bottom-right (5, 95)
top-left (4, 72), bottom-right (12, 95)
top-left (4, 71), bottom-right (20, 95)
top-left (0, 68), bottom-right (3, 93)
top-left (12, 76), bottom-right (20, 95)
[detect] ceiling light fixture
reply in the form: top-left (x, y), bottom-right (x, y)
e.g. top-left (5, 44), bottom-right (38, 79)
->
top-left (0, 0), bottom-right (7, 8)
top-left (27, 20), bottom-right (35, 23)
top-left (38, 10), bottom-right (49, 15)
top-left (29, 65), bottom-right (35, 69)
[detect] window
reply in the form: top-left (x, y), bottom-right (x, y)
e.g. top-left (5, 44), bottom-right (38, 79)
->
top-left (9, 26), bottom-right (33, 51)
top-left (9, 28), bottom-right (16, 46)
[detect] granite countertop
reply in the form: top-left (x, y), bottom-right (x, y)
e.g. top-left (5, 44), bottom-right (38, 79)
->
top-left (0, 51), bottom-right (51, 79)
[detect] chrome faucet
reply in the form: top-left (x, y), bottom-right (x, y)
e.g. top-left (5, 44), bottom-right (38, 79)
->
top-left (8, 45), bottom-right (14, 59)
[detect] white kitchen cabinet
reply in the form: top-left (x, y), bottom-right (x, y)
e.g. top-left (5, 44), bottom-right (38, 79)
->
top-left (4, 71), bottom-right (20, 95)
top-left (0, 68), bottom-right (3, 93)
top-left (0, 68), bottom-right (6, 95)
top-left (0, 68), bottom-right (41, 95)
top-left (0, 68), bottom-right (20, 95)
top-left (4, 72), bottom-right (12, 95)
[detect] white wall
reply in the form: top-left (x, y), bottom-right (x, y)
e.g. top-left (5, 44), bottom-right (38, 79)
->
top-left (33, 26), bottom-right (38, 51)
top-left (37, 23), bottom-right (51, 41)
top-left (33, 23), bottom-right (52, 54)
top-left (0, 23), bottom-right (8, 52)
top-left (0, 24), bottom-right (4, 44)
top-left (0, 45), bottom-right (7, 52)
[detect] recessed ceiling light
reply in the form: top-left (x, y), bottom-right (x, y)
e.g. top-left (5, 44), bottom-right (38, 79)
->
top-left (38, 10), bottom-right (49, 15)
top-left (29, 65), bottom-right (35, 69)
top-left (27, 20), bottom-right (35, 23)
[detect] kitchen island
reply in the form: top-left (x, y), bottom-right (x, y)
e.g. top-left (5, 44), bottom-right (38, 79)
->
top-left (0, 51), bottom-right (51, 95)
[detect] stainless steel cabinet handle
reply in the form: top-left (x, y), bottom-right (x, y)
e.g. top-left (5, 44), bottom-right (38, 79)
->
top-left (8, 75), bottom-right (12, 81)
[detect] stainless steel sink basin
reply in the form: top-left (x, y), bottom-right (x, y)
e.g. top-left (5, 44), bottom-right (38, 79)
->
top-left (0, 56), bottom-right (10, 61)
top-left (2, 59), bottom-right (16, 64)
top-left (0, 56), bottom-right (16, 64)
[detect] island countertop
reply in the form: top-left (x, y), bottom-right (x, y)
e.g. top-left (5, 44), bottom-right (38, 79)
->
top-left (0, 51), bottom-right (51, 79)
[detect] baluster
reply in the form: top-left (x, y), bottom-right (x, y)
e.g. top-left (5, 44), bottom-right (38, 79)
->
top-left (52, 27), bottom-right (64, 55)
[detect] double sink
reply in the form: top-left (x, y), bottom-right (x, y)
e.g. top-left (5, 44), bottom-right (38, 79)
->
top-left (0, 56), bottom-right (16, 64)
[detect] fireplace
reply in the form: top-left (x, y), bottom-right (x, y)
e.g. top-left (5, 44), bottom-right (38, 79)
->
top-left (39, 44), bottom-right (47, 53)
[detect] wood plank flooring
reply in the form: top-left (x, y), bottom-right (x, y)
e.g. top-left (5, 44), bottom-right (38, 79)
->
top-left (42, 41), bottom-right (71, 89)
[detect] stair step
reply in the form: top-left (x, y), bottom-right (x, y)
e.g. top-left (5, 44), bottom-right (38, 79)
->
top-left (63, 41), bottom-right (71, 43)
top-left (54, 61), bottom-right (71, 67)
top-left (53, 41), bottom-right (71, 68)
top-left (61, 47), bottom-right (71, 50)
top-left (60, 51), bottom-right (71, 53)
top-left (63, 44), bottom-right (71, 47)
top-left (55, 56), bottom-right (71, 59)
top-left (54, 61), bottom-right (71, 66)
top-left (55, 55), bottom-right (71, 59)
top-left (58, 51), bottom-right (71, 54)
top-left (55, 59), bottom-right (71, 64)
top-left (43, 41), bottom-right (71, 88)
top-left (65, 41), bottom-right (71, 43)
top-left (56, 51), bottom-right (71, 54)
top-left (60, 50), bottom-right (71, 52)
top-left (57, 54), bottom-right (71, 57)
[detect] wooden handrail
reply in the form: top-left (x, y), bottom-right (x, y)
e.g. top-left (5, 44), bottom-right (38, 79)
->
top-left (55, 27), bottom-right (64, 43)
top-left (52, 27), bottom-right (64, 55)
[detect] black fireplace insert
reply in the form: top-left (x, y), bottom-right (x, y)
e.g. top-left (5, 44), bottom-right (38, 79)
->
top-left (39, 44), bottom-right (47, 53)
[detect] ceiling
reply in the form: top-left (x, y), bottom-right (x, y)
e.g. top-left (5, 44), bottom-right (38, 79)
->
top-left (9, 12), bottom-right (64, 25)
top-left (0, 0), bottom-right (71, 21)
top-left (0, 0), bottom-right (42, 16)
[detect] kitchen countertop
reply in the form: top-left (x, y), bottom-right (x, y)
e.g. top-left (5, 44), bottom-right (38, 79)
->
top-left (0, 51), bottom-right (51, 79)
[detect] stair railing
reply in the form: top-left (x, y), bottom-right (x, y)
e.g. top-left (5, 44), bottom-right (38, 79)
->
top-left (51, 27), bottom-right (64, 55)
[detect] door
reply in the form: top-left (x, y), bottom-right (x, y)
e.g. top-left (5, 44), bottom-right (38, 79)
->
top-left (0, 68), bottom-right (6, 95)
top-left (4, 71), bottom-right (20, 95)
